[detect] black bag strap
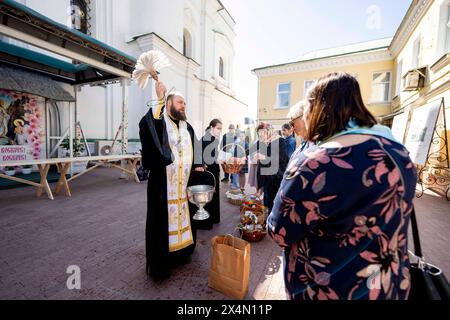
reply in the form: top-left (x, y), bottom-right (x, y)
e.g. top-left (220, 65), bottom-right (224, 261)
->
top-left (372, 137), bottom-right (424, 259)
top-left (410, 207), bottom-right (423, 258)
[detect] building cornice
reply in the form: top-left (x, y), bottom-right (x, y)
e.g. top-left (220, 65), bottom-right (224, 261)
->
top-left (253, 49), bottom-right (392, 77)
top-left (130, 32), bottom-right (201, 70)
top-left (216, 0), bottom-right (237, 26)
top-left (431, 53), bottom-right (450, 73)
top-left (389, 0), bottom-right (433, 58)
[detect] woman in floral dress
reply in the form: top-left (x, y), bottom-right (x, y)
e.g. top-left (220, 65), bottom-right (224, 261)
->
top-left (267, 72), bottom-right (417, 300)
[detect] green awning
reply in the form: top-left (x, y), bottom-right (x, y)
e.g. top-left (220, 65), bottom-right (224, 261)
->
top-left (0, 0), bottom-right (137, 81)
top-left (0, 40), bottom-right (89, 74)
top-left (0, 0), bottom-right (136, 64)
top-left (0, 63), bottom-right (75, 101)
top-left (0, 40), bottom-right (123, 85)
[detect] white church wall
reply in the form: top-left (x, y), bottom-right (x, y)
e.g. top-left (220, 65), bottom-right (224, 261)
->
top-left (10, 0), bottom-right (248, 146)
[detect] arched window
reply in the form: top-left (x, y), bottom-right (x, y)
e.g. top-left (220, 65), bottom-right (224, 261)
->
top-left (183, 29), bottom-right (193, 58)
top-left (219, 57), bottom-right (224, 78)
top-left (70, 0), bottom-right (90, 34)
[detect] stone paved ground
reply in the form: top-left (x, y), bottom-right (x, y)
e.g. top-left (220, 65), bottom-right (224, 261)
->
top-left (0, 168), bottom-right (449, 300)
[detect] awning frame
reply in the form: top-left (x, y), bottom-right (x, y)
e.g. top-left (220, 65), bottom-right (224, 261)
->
top-left (0, 0), bottom-right (136, 81)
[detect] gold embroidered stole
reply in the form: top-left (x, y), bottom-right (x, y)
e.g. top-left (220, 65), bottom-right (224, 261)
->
top-left (163, 112), bottom-right (194, 252)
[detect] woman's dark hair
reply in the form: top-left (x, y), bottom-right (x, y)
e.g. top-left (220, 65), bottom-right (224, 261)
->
top-left (205, 119), bottom-right (222, 132)
top-left (305, 72), bottom-right (377, 142)
top-left (257, 122), bottom-right (270, 131)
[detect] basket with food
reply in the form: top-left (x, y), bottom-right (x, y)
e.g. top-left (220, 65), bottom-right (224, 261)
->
top-left (240, 194), bottom-right (266, 224)
top-left (237, 222), bottom-right (267, 242)
top-left (237, 194), bottom-right (267, 242)
top-left (241, 194), bottom-right (265, 211)
top-left (240, 208), bottom-right (265, 225)
top-left (219, 144), bottom-right (246, 174)
top-left (225, 189), bottom-right (245, 206)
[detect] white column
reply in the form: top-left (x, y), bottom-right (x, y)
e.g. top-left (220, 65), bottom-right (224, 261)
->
top-left (68, 101), bottom-right (74, 175)
top-left (45, 99), bottom-right (50, 158)
top-left (121, 78), bottom-right (130, 154)
top-left (120, 78), bottom-right (130, 178)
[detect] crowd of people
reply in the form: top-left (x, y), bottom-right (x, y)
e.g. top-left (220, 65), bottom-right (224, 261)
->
top-left (219, 119), bottom-right (293, 213)
top-left (139, 72), bottom-right (417, 300)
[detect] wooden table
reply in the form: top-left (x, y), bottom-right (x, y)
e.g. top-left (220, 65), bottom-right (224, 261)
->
top-left (0, 154), bottom-right (141, 200)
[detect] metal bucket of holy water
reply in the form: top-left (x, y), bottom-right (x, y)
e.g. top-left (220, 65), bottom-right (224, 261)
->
top-left (187, 170), bottom-right (216, 221)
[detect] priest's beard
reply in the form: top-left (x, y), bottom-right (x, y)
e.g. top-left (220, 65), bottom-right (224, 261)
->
top-left (168, 105), bottom-right (187, 121)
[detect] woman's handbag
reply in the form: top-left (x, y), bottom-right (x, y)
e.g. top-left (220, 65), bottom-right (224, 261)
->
top-left (408, 207), bottom-right (450, 300)
top-left (136, 165), bottom-right (149, 181)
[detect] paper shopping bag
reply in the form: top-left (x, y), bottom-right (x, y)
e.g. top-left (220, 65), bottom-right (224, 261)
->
top-left (208, 235), bottom-right (251, 299)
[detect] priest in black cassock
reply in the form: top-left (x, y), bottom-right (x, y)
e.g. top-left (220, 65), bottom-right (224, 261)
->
top-left (139, 80), bottom-right (204, 281)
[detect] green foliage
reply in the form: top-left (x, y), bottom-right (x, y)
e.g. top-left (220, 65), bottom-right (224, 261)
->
top-left (61, 138), bottom-right (85, 156)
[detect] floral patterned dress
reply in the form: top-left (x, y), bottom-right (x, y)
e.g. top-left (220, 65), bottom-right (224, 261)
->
top-left (267, 137), bottom-right (417, 300)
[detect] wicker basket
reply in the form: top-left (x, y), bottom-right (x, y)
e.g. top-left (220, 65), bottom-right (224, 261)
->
top-left (221, 162), bottom-right (244, 174)
top-left (239, 228), bottom-right (267, 242)
top-left (228, 197), bottom-right (243, 206)
top-left (226, 189), bottom-right (245, 206)
top-left (220, 144), bottom-right (246, 174)
top-left (240, 194), bottom-right (266, 224)
top-left (241, 195), bottom-right (265, 210)
top-left (240, 207), bottom-right (265, 225)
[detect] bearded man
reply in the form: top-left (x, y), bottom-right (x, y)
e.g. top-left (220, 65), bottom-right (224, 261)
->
top-left (139, 80), bottom-right (204, 281)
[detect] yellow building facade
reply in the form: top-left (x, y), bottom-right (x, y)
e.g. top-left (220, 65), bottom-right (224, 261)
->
top-left (253, 0), bottom-right (450, 197)
top-left (253, 38), bottom-right (395, 128)
top-left (253, 0), bottom-right (449, 131)
top-left (389, 0), bottom-right (450, 197)
top-left (390, 0), bottom-right (449, 115)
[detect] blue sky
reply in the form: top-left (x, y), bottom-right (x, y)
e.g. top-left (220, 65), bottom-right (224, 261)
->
top-left (220, 0), bottom-right (412, 119)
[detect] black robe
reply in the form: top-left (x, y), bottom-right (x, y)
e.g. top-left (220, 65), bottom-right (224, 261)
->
top-left (191, 131), bottom-right (221, 230)
top-left (256, 137), bottom-right (288, 212)
top-left (139, 108), bottom-right (202, 281)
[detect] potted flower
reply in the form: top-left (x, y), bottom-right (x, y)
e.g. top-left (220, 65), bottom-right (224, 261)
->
top-left (4, 166), bottom-right (16, 176)
top-left (60, 138), bottom-right (85, 157)
top-left (60, 138), bottom-right (87, 174)
top-left (22, 165), bottom-right (32, 175)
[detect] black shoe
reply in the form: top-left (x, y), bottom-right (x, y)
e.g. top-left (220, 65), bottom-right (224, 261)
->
top-left (150, 270), bottom-right (171, 282)
top-left (221, 178), bottom-right (229, 183)
top-left (179, 255), bottom-right (192, 266)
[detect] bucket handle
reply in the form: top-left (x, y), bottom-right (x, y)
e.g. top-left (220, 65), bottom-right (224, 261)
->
top-left (204, 169), bottom-right (216, 190)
